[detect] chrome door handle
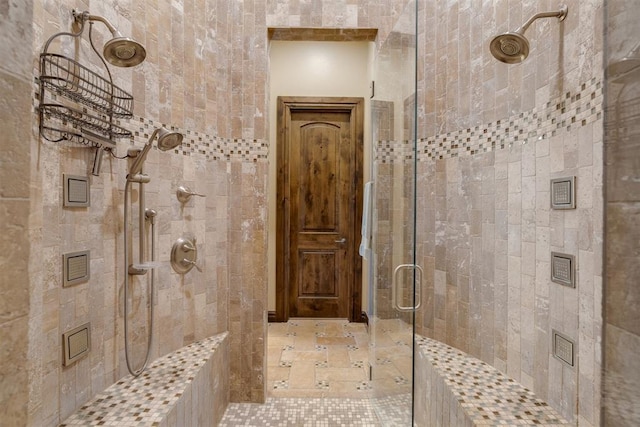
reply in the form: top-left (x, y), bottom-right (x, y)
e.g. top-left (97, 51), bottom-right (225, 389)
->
top-left (392, 264), bottom-right (422, 312)
top-left (334, 237), bottom-right (347, 244)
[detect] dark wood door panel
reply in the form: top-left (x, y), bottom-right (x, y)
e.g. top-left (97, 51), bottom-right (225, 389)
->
top-left (276, 97), bottom-right (364, 322)
top-left (298, 123), bottom-right (339, 231)
top-left (298, 251), bottom-right (337, 297)
top-left (289, 108), bottom-right (350, 318)
top-left (291, 249), bottom-right (343, 317)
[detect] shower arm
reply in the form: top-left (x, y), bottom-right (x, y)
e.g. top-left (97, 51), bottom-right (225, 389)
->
top-left (72, 10), bottom-right (122, 38)
top-left (42, 10), bottom-right (120, 54)
top-left (515, 5), bottom-right (568, 35)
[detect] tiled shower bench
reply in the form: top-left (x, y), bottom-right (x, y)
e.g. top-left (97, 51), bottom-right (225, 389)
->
top-left (414, 335), bottom-right (571, 426)
top-left (60, 332), bottom-right (229, 427)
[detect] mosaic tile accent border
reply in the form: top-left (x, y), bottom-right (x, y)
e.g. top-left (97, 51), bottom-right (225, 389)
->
top-left (376, 78), bottom-right (604, 163)
top-left (128, 117), bottom-right (269, 162)
top-left (415, 335), bottom-right (571, 426)
top-left (32, 86), bottom-right (268, 162)
top-left (60, 332), bottom-right (228, 426)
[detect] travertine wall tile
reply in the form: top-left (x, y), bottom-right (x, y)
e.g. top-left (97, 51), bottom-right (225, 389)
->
top-left (26, 0), bottom-right (407, 416)
top-left (15, 0), bottom-right (629, 425)
top-left (1, 1), bottom-right (34, 426)
top-left (370, 0), bottom-right (605, 424)
top-left (27, 0), bottom-right (244, 422)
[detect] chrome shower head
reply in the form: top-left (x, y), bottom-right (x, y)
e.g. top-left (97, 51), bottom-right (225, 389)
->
top-left (490, 32), bottom-right (530, 64)
top-left (103, 36), bottom-right (146, 67)
top-left (127, 127), bottom-right (184, 179)
top-left (73, 9), bottom-right (146, 67)
top-left (490, 5), bottom-right (568, 64)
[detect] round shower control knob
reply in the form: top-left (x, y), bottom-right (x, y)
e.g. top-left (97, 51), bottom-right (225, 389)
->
top-left (170, 237), bottom-right (200, 274)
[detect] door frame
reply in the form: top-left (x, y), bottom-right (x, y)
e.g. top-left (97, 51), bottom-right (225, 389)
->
top-left (275, 96), bottom-right (364, 323)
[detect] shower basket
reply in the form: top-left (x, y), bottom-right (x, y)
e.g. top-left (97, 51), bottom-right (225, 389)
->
top-left (37, 12), bottom-right (133, 150)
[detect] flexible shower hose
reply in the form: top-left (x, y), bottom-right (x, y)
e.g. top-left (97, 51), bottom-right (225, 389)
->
top-left (123, 179), bottom-right (154, 377)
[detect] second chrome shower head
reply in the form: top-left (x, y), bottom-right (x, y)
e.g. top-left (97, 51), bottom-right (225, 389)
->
top-left (490, 5), bottom-right (568, 64)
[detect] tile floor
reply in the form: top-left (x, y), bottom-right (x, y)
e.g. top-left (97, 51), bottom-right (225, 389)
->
top-left (219, 318), bottom-right (414, 426)
top-left (266, 318), bottom-right (414, 398)
top-left (267, 319), bottom-right (372, 397)
top-left (219, 397), bottom-right (381, 426)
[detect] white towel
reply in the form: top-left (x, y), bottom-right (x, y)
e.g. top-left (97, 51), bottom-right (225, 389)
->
top-left (359, 181), bottom-right (373, 259)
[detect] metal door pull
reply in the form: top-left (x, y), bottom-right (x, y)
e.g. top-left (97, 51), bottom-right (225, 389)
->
top-left (392, 264), bottom-right (422, 312)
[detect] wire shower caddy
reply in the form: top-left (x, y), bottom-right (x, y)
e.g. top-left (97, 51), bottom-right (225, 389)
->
top-left (38, 11), bottom-right (134, 150)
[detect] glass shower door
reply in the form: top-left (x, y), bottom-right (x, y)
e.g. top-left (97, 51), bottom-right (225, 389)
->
top-left (368, 0), bottom-right (418, 424)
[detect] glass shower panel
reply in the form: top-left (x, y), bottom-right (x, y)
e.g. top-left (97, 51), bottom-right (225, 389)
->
top-left (369, 0), bottom-right (418, 424)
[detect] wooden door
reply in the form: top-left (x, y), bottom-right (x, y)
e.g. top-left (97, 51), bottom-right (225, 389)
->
top-left (276, 97), bottom-right (364, 321)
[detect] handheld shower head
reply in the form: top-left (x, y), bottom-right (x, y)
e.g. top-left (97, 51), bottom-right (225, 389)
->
top-left (490, 5), bottom-right (568, 64)
top-left (156, 127), bottom-right (184, 151)
top-left (127, 127), bottom-right (184, 179)
top-left (73, 10), bottom-right (146, 67)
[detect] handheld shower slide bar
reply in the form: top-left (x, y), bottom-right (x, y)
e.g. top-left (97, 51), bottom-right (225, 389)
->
top-left (123, 127), bottom-right (183, 377)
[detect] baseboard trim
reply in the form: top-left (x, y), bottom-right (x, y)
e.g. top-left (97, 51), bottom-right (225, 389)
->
top-left (268, 311), bottom-right (368, 324)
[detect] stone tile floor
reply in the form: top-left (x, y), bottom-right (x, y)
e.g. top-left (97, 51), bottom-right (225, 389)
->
top-left (219, 318), bottom-right (413, 426)
top-left (265, 318), bottom-right (414, 398)
top-left (268, 319), bottom-right (371, 397)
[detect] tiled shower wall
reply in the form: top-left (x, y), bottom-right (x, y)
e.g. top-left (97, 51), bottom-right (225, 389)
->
top-left (410, 0), bottom-right (604, 425)
top-left (26, 0), bottom-right (267, 424)
top-left (0, 1), bottom-right (35, 426)
top-left (16, 0), bottom-right (413, 425)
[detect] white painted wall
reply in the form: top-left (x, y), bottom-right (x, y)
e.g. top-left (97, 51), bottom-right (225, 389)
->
top-left (268, 40), bottom-right (374, 314)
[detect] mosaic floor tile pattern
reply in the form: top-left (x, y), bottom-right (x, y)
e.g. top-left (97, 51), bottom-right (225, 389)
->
top-left (372, 393), bottom-right (412, 426)
top-left (219, 397), bottom-right (382, 426)
top-left (415, 336), bottom-right (571, 426)
top-left (60, 333), bottom-right (228, 426)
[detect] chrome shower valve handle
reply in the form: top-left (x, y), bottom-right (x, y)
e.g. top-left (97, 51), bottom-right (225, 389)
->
top-left (176, 185), bottom-right (206, 204)
top-left (182, 259), bottom-right (203, 272)
top-left (171, 237), bottom-right (200, 274)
